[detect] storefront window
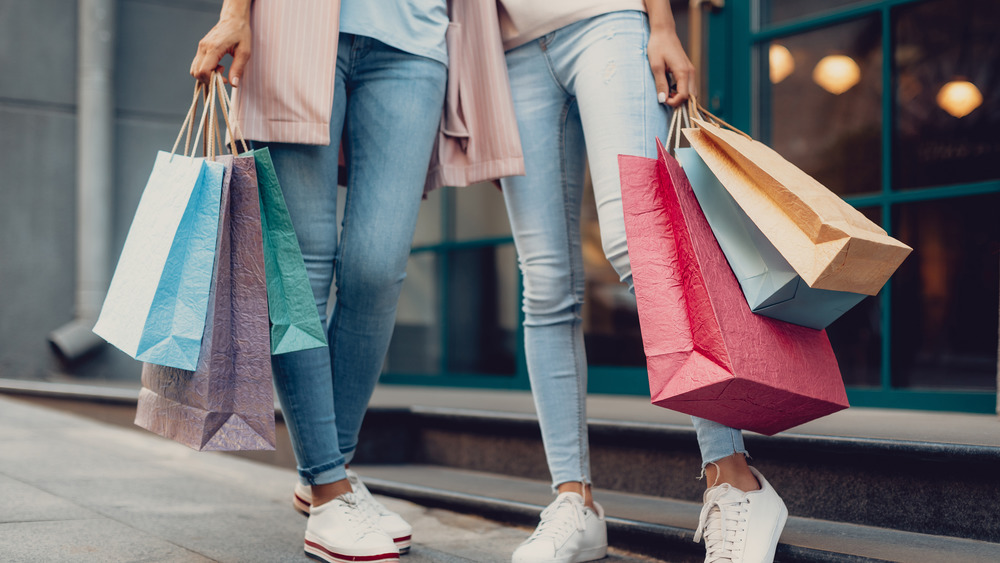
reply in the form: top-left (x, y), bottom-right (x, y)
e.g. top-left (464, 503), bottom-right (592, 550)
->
top-left (387, 252), bottom-right (440, 375)
top-left (761, 15), bottom-right (882, 196)
top-left (453, 183), bottom-right (512, 241)
top-left (891, 193), bottom-right (1000, 390)
top-left (412, 187), bottom-right (443, 246)
top-left (446, 245), bottom-right (518, 375)
top-left (892, 0), bottom-right (1000, 190)
top-left (826, 207), bottom-right (883, 387)
top-left (580, 173), bottom-right (645, 367)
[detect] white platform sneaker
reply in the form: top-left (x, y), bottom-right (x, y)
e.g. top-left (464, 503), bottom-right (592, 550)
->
top-left (304, 492), bottom-right (399, 563)
top-left (693, 467), bottom-right (787, 563)
top-left (512, 492), bottom-right (608, 563)
top-left (294, 469), bottom-right (413, 553)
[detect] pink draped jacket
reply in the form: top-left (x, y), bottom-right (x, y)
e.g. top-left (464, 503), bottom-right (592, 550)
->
top-left (231, 0), bottom-right (526, 191)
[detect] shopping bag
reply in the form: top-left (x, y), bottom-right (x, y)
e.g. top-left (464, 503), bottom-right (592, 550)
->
top-left (137, 153), bottom-right (275, 451)
top-left (682, 107), bottom-right (911, 296)
top-left (136, 75), bottom-right (275, 451)
top-left (619, 139), bottom-right (849, 435)
top-left (250, 146), bottom-right (328, 355)
top-left (676, 145), bottom-right (866, 329)
top-left (94, 84), bottom-right (225, 371)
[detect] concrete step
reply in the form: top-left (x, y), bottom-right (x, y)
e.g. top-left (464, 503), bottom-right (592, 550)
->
top-left (353, 463), bottom-right (1000, 563)
top-left (353, 403), bottom-right (1000, 543)
top-left (6, 379), bottom-right (1000, 556)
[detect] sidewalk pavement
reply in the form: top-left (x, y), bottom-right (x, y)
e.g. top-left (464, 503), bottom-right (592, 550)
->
top-left (0, 395), bottom-right (658, 563)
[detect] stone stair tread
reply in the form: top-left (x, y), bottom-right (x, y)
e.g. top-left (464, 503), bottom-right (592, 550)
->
top-left (354, 463), bottom-right (1000, 563)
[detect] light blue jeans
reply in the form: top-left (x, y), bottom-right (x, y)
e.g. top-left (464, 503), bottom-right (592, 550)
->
top-left (259, 34), bottom-right (447, 486)
top-left (499, 12), bottom-right (747, 488)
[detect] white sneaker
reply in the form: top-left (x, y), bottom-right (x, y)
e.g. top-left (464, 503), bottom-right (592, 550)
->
top-left (304, 492), bottom-right (399, 563)
top-left (512, 492), bottom-right (608, 563)
top-left (294, 470), bottom-right (413, 553)
top-left (693, 467), bottom-right (787, 563)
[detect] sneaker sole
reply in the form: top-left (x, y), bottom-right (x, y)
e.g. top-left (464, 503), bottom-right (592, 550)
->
top-left (304, 537), bottom-right (399, 563)
top-left (296, 493), bottom-right (412, 554)
top-left (512, 543), bottom-right (607, 563)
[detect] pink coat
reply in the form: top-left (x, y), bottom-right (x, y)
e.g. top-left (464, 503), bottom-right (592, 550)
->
top-left (231, 0), bottom-right (525, 191)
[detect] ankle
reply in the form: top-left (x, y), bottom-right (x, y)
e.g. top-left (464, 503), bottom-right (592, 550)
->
top-left (704, 455), bottom-right (760, 493)
top-left (556, 481), bottom-right (597, 511)
top-left (312, 478), bottom-right (353, 507)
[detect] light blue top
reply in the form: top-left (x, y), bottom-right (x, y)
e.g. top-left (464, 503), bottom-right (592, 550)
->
top-left (340, 0), bottom-right (449, 66)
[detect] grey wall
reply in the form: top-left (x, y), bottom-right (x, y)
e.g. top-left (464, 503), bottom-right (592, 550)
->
top-left (0, 0), bottom-right (223, 383)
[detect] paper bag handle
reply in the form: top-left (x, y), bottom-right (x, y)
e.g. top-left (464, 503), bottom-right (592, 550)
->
top-left (686, 96), bottom-right (753, 141)
top-left (213, 73), bottom-right (249, 155)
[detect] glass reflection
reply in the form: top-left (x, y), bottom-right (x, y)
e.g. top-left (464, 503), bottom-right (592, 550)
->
top-left (826, 207), bottom-right (883, 387)
top-left (453, 182), bottom-right (513, 241)
top-left (580, 172), bottom-right (645, 367)
top-left (761, 15), bottom-right (882, 197)
top-left (891, 194), bottom-right (999, 390)
top-left (446, 245), bottom-right (518, 375)
top-left (893, 0), bottom-right (1000, 190)
top-left (386, 253), bottom-right (440, 374)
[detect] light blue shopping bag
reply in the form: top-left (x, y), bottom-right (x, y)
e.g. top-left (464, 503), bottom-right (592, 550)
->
top-left (675, 147), bottom-right (865, 329)
top-left (94, 151), bottom-right (225, 370)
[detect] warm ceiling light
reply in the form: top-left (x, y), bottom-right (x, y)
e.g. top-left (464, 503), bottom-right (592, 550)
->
top-left (936, 80), bottom-right (983, 118)
top-left (812, 55), bottom-right (861, 95)
top-left (769, 44), bottom-right (795, 84)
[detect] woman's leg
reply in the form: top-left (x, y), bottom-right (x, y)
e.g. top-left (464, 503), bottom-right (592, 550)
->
top-left (553, 10), bottom-right (666, 291)
top-left (501, 39), bottom-right (591, 495)
top-left (330, 37), bottom-right (447, 466)
top-left (546, 11), bottom-right (761, 492)
top-left (264, 36), bottom-right (350, 491)
top-left (501, 35), bottom-right (609, 563)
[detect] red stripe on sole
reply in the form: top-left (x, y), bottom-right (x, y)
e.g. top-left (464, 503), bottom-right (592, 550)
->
top-left (304, 539), bottom-right (398, 563)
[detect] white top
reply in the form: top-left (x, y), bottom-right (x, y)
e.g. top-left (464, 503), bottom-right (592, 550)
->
top-left (340, 0), bottom-right (449, 65)
top-left (497, 0), bottom-right (647, 50)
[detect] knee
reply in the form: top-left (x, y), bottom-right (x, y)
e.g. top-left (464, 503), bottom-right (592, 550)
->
top-left (336, 257), bottom-right (407, 311)
top-left (519, 261), bottom-right (584, 327)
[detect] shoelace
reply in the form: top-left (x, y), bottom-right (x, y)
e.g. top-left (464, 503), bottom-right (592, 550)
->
top-left (526, 495), bottom-right (587, 545)
top-left (693, 484), bottom-right (749, 563)
top-left (333, 493), bottom-right (384, 540)
top-left (347, 472), bottom-right (393, 518)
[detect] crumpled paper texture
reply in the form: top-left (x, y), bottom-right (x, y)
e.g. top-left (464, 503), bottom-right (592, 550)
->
top-left (685, 119), bottom-right (911, 296)
top-left (94, 152), bottom-right (224, 370)
top-left (251, 147), bottom-right (328, 355)
top-left (677, 147), bottom-right (865, 329)
top-left (619, 141), bottom-right (848, 436)
top-left (136, 155), bottom-right (275, 451)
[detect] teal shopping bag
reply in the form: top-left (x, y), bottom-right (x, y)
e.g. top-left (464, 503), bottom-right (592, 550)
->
top-left (249, 147), bottom-right (327, 354)
top-left (94, 151), bottom-right (225, 369)
top-left (676, 147), bottom-right (865, 329)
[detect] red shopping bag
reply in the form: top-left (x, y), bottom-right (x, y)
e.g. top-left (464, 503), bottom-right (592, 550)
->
top-left (619, 140), bottom-right (848, 435)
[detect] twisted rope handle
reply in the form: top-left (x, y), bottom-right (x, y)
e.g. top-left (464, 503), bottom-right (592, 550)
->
top-left (214, 73), bottom-right (249, 155)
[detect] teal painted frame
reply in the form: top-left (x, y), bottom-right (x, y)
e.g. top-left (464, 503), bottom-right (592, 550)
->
top-left (733, 0), bottom-right (999, 413)
top-left (381, 0), bottom-right (999, 414)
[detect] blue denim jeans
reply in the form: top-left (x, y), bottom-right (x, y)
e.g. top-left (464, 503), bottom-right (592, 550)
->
top-left (499, 12), bottom-right (747, 486)
top-left (258, 34), bottom-right (446, 486)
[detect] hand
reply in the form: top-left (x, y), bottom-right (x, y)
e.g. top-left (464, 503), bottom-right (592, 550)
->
top-left (647, 27), bottom-right (697, 107)
top-left (190, 1), bottom-right (251, 87)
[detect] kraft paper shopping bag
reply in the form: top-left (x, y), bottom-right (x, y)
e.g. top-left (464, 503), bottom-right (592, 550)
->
top-left (619, 139), bottom-right (848, 435)
top-left (682, 106), bottom-right (911, 296)
top-left (677, 146), bottom-right (866, 329)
